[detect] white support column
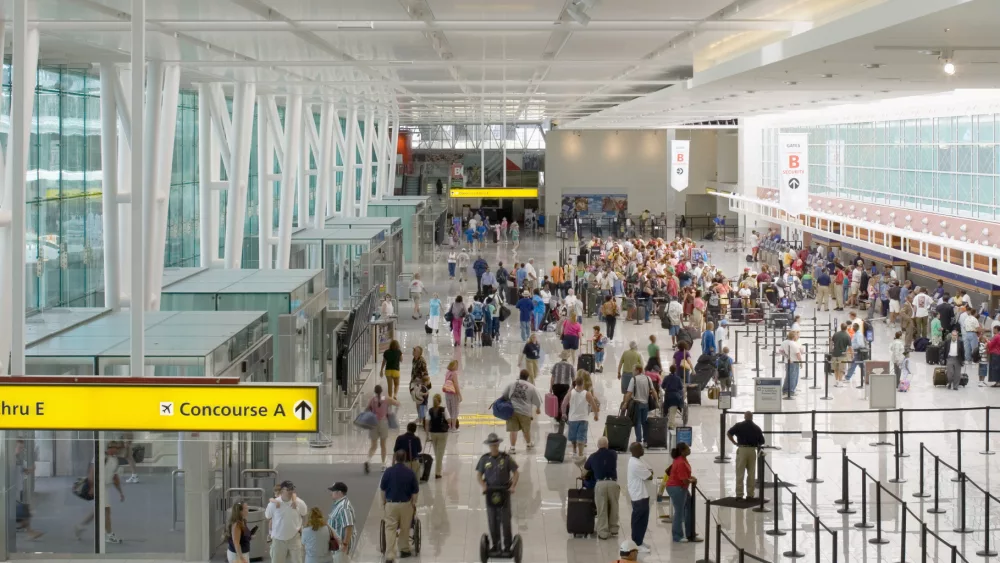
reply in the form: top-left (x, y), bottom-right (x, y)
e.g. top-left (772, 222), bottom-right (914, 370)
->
top-left (117, 102), bottom-right (133, 306)
top-left (342, 105), bottom-right (358, 217)
top-left (100, 64), bottom-right (122, 310)
top-left (298, 107), bottom-right (311, 228)
top-left (388, 112), bottom-right (400, 197)
top-left (141, 60), bottom-right (163, 313)
top-left (148, 64), bottom-right (180, 309)
top-left (376, 110), bottom-right (391, 200)
top-left (358, 108), bottom-right (375, 216)
top-left (257, 95), bottom-right (274, 268)
top-left (130, 0), bottom-right (146, 385)
top-left (6, 1), bottom-right (38, 375)
top-left (480, 119), bottom-right (485, 188)
top-left (502, 116), bottom-right (508, 188)
top-left (276, 93), bottom-right (303, 269)
top-left (331, 103), bottom-right (347, 217)
top-left (223, 82), bottom-right (256, 269)
top-left (314, 102), bottom-right (335, 227)
top-left (198, 83), bottom-right (217, 267)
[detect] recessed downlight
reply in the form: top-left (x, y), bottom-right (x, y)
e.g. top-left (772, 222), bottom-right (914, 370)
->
top-left (783, 81), bottom-right (797, 85)
top-left (863, 63), bottom-right (881, 69)
top-left (819, 73), bottom-right (834, 78)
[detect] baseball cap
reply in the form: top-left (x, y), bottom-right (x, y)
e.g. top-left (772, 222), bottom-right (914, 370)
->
top-left (620, 539), bottom-right (639, 555)
top-left (327, 482), bottom-right (348, 494)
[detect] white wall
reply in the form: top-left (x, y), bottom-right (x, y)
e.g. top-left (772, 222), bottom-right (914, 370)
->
top-left (544, 129), bottom-right (669, 219)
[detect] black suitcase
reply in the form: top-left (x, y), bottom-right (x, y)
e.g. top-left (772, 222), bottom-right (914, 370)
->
top-left (545, 432), bottom-right (567, 463)
top-left (605, 415), bottom-right (632, 452)
top-left (482, 331), bottom-right (493, 347)
top-left (567, 487), bottom-right (596, 537)
top-left (506, 285), bottom-right (519, 305)
top-left (926, 345), bottom-right (941, 366)
top-left (646, 417), bottom-right (668, 449)
top-left (686, 384), bottom-right (702, 406)
top-left (578, 353), bottom-right (595, 373)
top-left (419, 453), bottom-right (433, 482)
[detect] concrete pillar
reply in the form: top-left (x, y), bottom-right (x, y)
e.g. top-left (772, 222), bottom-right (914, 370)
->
top-left (182, 435), bottom-right (212, 561)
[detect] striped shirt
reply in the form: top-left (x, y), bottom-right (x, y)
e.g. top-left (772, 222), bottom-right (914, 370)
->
top-left (551, 361), bottom-right (575, 387)
top-left (327, 496), bottom-right (356, 553)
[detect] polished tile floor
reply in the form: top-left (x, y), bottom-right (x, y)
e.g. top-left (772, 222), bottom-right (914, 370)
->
top-left (275, 234), bottom-right (1000, 563)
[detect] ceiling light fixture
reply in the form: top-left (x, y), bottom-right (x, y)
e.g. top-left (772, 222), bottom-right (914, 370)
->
top-left (942, 59), bottom-right (956, 75)
top-left (819, 74), bottom-right (834, 78)
top-left (863, 63), bottom-right (881, 69)
top-left (783, 81), bottom-right (797, 86)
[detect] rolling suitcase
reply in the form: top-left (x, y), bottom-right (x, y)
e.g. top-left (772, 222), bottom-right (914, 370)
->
top-left (604, 415), bottom-right (632, 452)
top-left (686, 384), bottom-right (702, 406)
top-left (419, 453), bottom-right (433, 482)
top-left (578, 353), bottom-right (596, 373)
top-left (545, 432), bottom-right (567, 463)
top-left (925, 345), bottom-right (941, 366)
top-left (481, 331), bottom-right (493, 347)
top-left (933, 367), bottom-right (947, 386)
top-left (646, 417), bottom-right (668, 449)
top-left (545, 393), bottom-right (559, 418)
top-left (567, 487), bottom-right (596, 537)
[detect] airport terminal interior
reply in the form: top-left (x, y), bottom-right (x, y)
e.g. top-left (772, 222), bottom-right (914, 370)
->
top-left (3, 0), bottom-right (1000, 562)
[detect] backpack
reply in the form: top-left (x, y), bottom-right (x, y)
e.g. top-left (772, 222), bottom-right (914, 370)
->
top-left (463, 314), bottom-right (474, 329)
top-left (496, 268), bottom-right (509, 284)
top-left (708, 293), bottom-right (720, 308)
top-left (863, 320), bottom-right (874, 343)
top-left (715, 355), bottom-right (732, 380)
top-left (471, 302), bottom-right (484, 321)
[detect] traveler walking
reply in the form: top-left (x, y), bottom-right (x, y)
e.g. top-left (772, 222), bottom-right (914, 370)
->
top-left (364, 385), bottom-right (401, 474)
top-left (551, 351), bottom-right (575, 427)
top-left (427, 395), bottom-right (449, 478)
top-left (380, 339), bottom-right (403, 399)
top-left (442, 360), bottom-right (463, 431)
top-left (601, 295), bottom-right (619, 341)
top-left (264, 481), bottom-right (308, 563)
top-left (409, 273), bottom-right (425, 319)
top-left (326, 482), bottom-right (355, 563)
top-left (942, 330), bottom-right (966, 390)
top-left (521, 333), bottom-right (542, 383)
top-left (831, 323), bottom-right (852, 387)
top-left (564, 376), bottom-right (601, 458)
top-left (302, 507), bottom-right (338, 563)
top-left (449, 296), bottom-right (467, 347)
top-left (380, 451), bottom-right (419, 563)
top-left (622, 368), bottom-right (656, 446)
top-left (584, 437), bottom-right (620, 540)
top-left (727, 412), bottom-right (765, 499)
top-left (501, 369), bottom-right (542, 453)
top-left (617, 341), bottom-right (644, 387)
top-left (409, 346), bottom-right (430, 431)
top-left (625, 442), bottom-right (653, 553)
top-left (226, 502), bottom-right (252, 563)
top-left (74, 441), bottom-right (125, 544)
top-left (515, 291), bottom-right (534, 341)
top-left (779, 331), bottom-right (802, 396)
top-left (428, 294), bottom-right (442, 336)
top-left (665, 443), bottom-right (696, 543)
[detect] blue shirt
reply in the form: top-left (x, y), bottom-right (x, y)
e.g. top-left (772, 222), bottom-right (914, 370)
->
top-left (532, 295), bottom-right (545, 313)
top-left (662, 374), bottom-right (684, 408)
top-left (481, 272), bottom-right (496, 286)
top-left (899, 286), bottom-right (909, 302)
top-left (584, 448), bottom-right (618, 481)
top-left (380, 463), bottom-right (419, 503)
top-left (474, 258), bottom-right (488, 276)
top-left (702, 330), bottom-right (717, 355)
top-left (392, 433), bottom-right (423, 462)
top-left (429, 298), bottom-right (441, 316)
top-left (516, 298), bottom-right (534, 322)
top-left (516, 268), bottom-right (528, 287)
top-left (817, 272), bottom-right (831, 286)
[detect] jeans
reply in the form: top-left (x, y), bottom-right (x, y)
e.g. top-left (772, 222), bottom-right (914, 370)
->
top-left (784, 363), bottom-right (800, 394)
top-left (520, 321), bottom-right (531, 341)
top-left (963, 332), bottom-right (977, 361)
top-left (846, 355), bottom-right (864, 381)
top-left (448, 263), bottom-right (456, 277)
top-left (633, 403), bottom-right (650, 443)
top-left (630, 498), bottom-right (650, 546)
top-left (666, 486), bottom-right (688, 541)
top-left (606, 316), bottom-right (617, 340)
top-left (643, 297), bottom-right (652, 322)
top-left (867, 300), bottom-right (876, 320)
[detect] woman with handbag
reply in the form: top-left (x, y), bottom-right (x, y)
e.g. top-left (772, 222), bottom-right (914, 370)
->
top-left (448, 296), bottom-right (467, 347)
top-left (443, 360), bottom-right (463, 431)
top-left (364, 385), bottom-right (400, 474)
top-left (302, 506), bottom-right (340, 563)
top-left (225, 502), bottom-right (252, 563)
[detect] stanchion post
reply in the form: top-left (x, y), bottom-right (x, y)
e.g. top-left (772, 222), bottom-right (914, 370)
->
top-left (832, 530), bottom-right (838, 563)
top-left (734, 325), bottom-right (740, 364)
top-left (821, 355), bottom-right (832, 400)
top-left (807, 424), bottom-right (823, 484)
top-left (899, 501), bottom-right (908, 563)
top-left (696, 496), bottom-right (712, 563)
top-left (897, 408), bottom-right (908, 457)
top-left (983, 406), bottom-right (994, 456)
top-left (927, 455), bottom-right (946, 514)
top-left (953, 473), bottom-right (971, 534)
top-left (868, 483), bottom-right (889, 544)
top-left (766, 472), bottom-right (786, 536)
top-left (752, 453), bottom-right (770, 513)
top-left (952, 429), bottom-right (963, 482)
top-left (805, 411), bottom-right (818, 459)
top-left (854, 469), bottom-right (873, 528)
top-left (783, 493), bottom-right (805, 558)
top-left (715, 524), bottom-right (722, 563)
top-left (715, 410), bottom-right (731, 463)
top-left (739, 548), bottom-right (746, 563)
top-left (753, 322), bottom-right (761, 373)
top-left (687, 483), bottom-right (703, 543)
top-left (813, 515), bottom-right (821, 563)
top-left (835, 448), bottom-right (855, 512)
top-left (913, 443), bottom-right (930, 498)
top-left (977, 491), bottom-right (998, 556)
top-left (921, 523), bottom-right (929, 563)
top-left (889, 431), bottom-right (906, 484)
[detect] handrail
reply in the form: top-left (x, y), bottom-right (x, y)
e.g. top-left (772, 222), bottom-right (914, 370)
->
top-left (170, 469), bottom-right (185, 531)
top-left (240, 468), bottom-right (278, 489)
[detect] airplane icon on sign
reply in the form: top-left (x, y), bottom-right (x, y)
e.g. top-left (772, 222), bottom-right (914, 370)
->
top-left (160, 402), bottom-right (174, 415)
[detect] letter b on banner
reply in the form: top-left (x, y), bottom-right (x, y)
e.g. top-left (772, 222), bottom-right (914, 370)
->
top-left (788, 155), bottom-right (799, 169)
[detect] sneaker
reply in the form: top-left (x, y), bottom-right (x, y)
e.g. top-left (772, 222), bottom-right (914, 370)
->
top-left (526, 442), bottom-right (535, 450)
top-left (74, 525), bottom-right (84, 540)
top-left (106, 532), bottom-right (123, 544)
top-left (126, 474), bottom-right (139, 484)
top-left (979, 381), bottom-right (987, 387)
top-left (638, 544), bottom-right (652, 552)
top-left (400, 550), bottom-right (413, 558)
top-left (509, 447), bottom-right (517, 454)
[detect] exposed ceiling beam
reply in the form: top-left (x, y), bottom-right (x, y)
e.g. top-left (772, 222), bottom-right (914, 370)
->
top-left (165, 59), bottom-right (686, 67)
top-left (29, 19), bottom-right (808, 32)
top-left (247, 79), bottom-right (681, 87)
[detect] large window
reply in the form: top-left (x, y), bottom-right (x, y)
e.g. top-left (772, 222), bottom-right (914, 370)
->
top-left (761, 115), bottom-right (1000, 220)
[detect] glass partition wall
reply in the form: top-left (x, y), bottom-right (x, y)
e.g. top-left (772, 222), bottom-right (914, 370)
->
top-left (290, 228), bottom-right (385, 310)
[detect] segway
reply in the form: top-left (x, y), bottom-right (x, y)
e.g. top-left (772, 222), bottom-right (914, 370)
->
top-left (378, 516), bottom-right (422, 555)
top-left (480, 487), bottom-right (523, 563)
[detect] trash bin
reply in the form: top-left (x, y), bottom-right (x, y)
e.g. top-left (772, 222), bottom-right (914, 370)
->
top-left (247, 506), bottom-right (267, 561)
top-left (397, 272), bottom-right (414, 302)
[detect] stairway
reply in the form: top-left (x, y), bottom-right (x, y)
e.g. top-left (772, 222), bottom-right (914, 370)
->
top-left (403, 175), bottom-right (421, 195)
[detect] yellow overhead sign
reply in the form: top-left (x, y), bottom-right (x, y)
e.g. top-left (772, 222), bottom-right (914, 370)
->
top-left (0, 384), bottom-right (319, 433)
top-left (450, 188), bottom-right (538, 199)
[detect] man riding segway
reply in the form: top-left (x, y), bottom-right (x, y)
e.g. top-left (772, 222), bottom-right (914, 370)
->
top-left (476, 433), bottom-right (523, 563)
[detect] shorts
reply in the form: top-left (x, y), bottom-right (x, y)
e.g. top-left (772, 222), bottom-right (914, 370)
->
top-left (567, 420), bottom-right (589, 444)
top-left (369, 419), bottom-right (389, 441)
top-left (505, 412), bottom-right (532, 433)
top-left (669, 326), bottom-right (680, 336)
top-left (849, 283), bottom-right (860, 296)
top-left (562, 334), bottom-right (580, 350)
top-left (889, 300), bottom-right (900, 313)
top-left (385, 369), bottom-right (400, 380)
top-left (417, 404), bottom-right (427, 420)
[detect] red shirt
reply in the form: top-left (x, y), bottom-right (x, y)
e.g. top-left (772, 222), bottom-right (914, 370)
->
top-left (666, 456), bottom-right (692, 488)
top-left (987, 334), bottom-right (1000, 356)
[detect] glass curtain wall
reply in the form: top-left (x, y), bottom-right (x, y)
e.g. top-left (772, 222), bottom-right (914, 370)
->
top-left (761, 116), bottom-right (1000, 220)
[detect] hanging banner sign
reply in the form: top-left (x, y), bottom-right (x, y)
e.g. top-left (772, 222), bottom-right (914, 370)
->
top-left (670, 140), bottom-right (690, 192)
top-left (778, 133), bottom-right (809, 216)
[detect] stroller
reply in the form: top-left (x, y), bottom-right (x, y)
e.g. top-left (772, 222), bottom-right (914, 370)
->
top-left (540, 304), bottom-right (564, 332)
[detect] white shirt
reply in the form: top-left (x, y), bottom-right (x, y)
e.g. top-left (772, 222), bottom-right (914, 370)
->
top-left (409, 279), bottom-right (424, 295)
top-left (627, 457), bottom-right (653, 501)
top-left (667, 301), bottom-right (683, 324)
top-left (265, 497), bottom-right (308, 541)
top-left (468, 218), bottom-right (477, 230)
top-left (914, 294), bottom-right (929, 317)
top-left (715, 326), bottom-right (728, 346)
top-left (447, 252), bottom-right (457, 264)
top-left (567, 388), bottom-right (591, 422)
top-left (525, 263), bottom-right (537, 281)
top-left (780, 339), bottom-right (802, 362)
top-left (627, 374), bottom-right (652, 403)
top-left (949, 340), bottom-right (960, 358)
top-left (963, 314), bottom-right (981, 333)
